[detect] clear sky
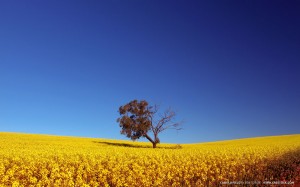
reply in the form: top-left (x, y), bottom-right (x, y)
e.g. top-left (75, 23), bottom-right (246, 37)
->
top-left (0, 0), bottom-right (299, 143)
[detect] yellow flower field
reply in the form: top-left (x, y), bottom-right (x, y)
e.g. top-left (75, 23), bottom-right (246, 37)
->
top-left (0, 132), bottom-right (299, 187)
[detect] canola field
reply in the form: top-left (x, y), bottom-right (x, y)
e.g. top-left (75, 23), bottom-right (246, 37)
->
top-left (0, 132), bottom-right (299, 187)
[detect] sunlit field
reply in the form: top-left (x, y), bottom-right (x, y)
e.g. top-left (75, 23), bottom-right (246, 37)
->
top-left (0, 132), bottom-right (299, 186)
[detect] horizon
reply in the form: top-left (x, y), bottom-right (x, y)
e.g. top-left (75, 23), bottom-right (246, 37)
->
top-left (1, 0), bottom-right (299, 144)
top-left (1, 131), bottom-right (299, 144)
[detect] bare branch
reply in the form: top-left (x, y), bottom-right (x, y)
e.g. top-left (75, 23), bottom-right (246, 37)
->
top-left (153, 108), bottom-right (182, 134)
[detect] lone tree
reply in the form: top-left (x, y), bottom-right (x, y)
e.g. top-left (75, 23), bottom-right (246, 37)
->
top-left (117, 99), bottom-right (181, 148)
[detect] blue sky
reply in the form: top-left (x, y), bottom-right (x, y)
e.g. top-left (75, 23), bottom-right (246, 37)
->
top-left (0, 0), bottom-right (299, 143)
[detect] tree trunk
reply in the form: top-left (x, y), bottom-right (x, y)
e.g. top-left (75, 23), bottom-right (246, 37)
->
top-left (144, 134), bottom-right (155, 148)
top-left (152, 142), bottom-right (157, 148)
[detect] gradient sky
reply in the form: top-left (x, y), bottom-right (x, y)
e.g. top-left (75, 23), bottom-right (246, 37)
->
top-left (0, 1), bottom-right (299, 143)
